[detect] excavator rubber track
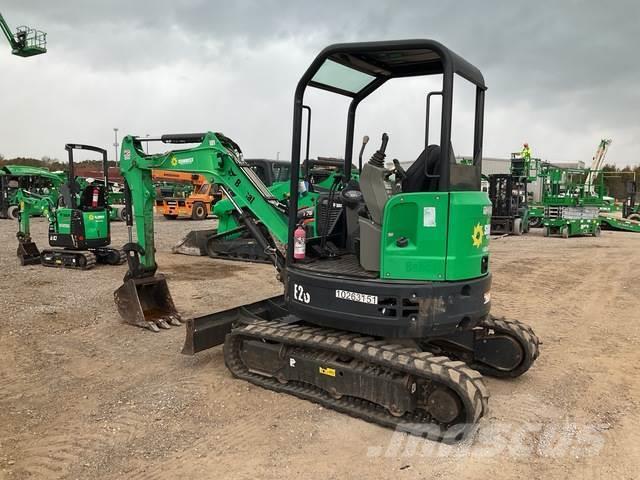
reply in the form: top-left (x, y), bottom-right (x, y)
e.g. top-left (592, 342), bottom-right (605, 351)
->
top-left (173, 227), bottom-right (271, 263)
top-left (41, 249), bottom-right (97, 270)
top-left (420, 315), bottom-right (540, 379)
top-left (205, 236), bottom-right (270, 263)
top-left (93, 247), bottom-right (127, 266)
top-left (224, 319), bottom-right (489, 443)
top-left (470, 316), bottom-right (540, 378)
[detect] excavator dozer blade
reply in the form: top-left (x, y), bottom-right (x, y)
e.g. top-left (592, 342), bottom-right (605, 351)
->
top-left (114, 274), bottom-right (182, 332)
top-left (17, 241), bottom-right (41, 266)
top-left (182, 295), bottom-right (287, 355)
top-left (171, 228), bottom-right (216, 256)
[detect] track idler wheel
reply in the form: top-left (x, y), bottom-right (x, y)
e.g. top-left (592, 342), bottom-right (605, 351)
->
top-left (420, 316), bottom-right (540, 379)
top-left (470, 316), bottom-right (540, 378)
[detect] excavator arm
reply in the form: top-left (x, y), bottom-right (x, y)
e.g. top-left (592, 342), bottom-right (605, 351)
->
top-left (15, 188), bottom-right (55, 265)
top-left (120, 131), bottom-right (289, 274)
top-left (116, 131), bottom-right (290, 331)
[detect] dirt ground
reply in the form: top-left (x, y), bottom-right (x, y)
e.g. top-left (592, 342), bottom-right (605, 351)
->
top-left (1, 216), bottom-right (639, 479)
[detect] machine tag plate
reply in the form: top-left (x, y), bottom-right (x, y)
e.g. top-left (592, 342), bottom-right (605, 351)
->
top-left (319, 366), bottom-right (336, 377)
top-left (423, 207), bottom-right (436, 227)
top-left (335, 289), bottom-right (378, 305)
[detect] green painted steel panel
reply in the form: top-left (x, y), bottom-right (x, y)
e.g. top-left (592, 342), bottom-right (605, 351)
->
top-left (445, 191), bottom-right (491, 281)
top-left (82, 211), bottom-right (109, 240)
top-left (380, 193), bottom-right (449, 281)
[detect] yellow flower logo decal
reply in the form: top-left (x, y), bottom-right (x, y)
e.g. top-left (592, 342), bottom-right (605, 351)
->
top-left (472, 223), bottom-right (484, 248)
top-left (170, 156), bottom-right (178, 166)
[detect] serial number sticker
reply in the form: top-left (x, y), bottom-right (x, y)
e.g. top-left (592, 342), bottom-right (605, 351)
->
top-left (335, 290), bottom-right (378, 305)
top-left (319, 366), bottom-right (336, 377)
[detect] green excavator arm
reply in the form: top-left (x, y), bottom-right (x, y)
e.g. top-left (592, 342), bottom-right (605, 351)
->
top-left (116, 131), bottom-right (291, 331)
top-left (15, 188), bottom-right (55, 265)
top-left (119, 131), bottom-right (289, 274)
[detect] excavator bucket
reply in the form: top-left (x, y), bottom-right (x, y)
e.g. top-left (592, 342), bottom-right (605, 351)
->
top-left (171, 228), bottom-right (215, 256)
top-left (114, 274), bottom-right (182, 332)
top-left (17, 240), bottom-right (41, 266)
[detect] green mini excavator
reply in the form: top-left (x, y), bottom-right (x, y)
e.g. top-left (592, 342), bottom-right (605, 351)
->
top-left (115, 40), bottom-right (540, 442)
top-left (17, 144), bottom-right (126, 269)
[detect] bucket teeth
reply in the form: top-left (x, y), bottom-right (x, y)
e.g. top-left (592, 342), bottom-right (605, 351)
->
top-left (157, 319), bottom-right (171, 329)
top-left (146, 321), bottom-right (161, 333)
top-left (114, 274), bottom-right (181, 333)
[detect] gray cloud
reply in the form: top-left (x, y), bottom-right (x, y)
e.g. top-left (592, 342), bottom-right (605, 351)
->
top-left (1, 0), bottom-right (638, 166)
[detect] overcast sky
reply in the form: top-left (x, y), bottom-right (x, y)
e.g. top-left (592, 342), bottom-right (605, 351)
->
top-left (1, 0), bottom-right (638, 167)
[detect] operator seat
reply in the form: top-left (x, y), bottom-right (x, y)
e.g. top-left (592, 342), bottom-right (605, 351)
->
top-left (401, 144), bottom-right (456, 193)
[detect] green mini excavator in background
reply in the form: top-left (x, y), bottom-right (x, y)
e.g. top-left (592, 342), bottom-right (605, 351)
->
top-left (115, 40), bottom-right (539, 442)
top-left (17, 144), bottom-right (126, 269)
top-left (173, 156), bottom-right (358, 262)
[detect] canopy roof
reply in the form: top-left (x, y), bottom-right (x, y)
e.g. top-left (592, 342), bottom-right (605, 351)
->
top-left (305, 39), bottom-right (486, 98)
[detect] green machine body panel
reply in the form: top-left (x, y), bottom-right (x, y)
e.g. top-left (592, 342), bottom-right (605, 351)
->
top-left (380, 191), bottom-right (490, 282)
top-left (445, 191), bottom-right (491, 281)
top-left (54, 208), bottom-right (109, 239)
top-left (380, 192), bottom-right (448, 281)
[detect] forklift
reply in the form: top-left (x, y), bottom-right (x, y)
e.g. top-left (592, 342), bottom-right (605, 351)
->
top-left (486, 154), bottom-right (533, 235)
top-left (17, 144), bottom-right (126, 269)
top-left (115, 40), bottom-right (539, 442)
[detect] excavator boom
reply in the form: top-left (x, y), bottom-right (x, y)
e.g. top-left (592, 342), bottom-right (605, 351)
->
top-left (115, 131), bottom-right (290, 331)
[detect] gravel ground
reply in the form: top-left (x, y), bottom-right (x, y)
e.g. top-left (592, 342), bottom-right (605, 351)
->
top-left (1, 217), bottom-right (639, 479)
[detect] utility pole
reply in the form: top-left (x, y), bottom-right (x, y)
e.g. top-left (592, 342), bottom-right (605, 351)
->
top-left (276, 151), bottom-right (280, 160)
top-left (113, 128), bottom-right (119, 163)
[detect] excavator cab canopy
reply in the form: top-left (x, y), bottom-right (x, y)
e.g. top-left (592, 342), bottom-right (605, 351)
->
top-left (288, 39), bottom-right (487, 263)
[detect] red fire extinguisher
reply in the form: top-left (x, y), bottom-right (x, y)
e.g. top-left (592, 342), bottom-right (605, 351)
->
top-left (91, 187), bottom-right (99, 208)
top-left (294, 224), bottom-right (306, 259)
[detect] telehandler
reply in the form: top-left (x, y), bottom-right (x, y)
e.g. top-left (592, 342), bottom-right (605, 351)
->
top-left (115, 40), bottom-right (539, 442)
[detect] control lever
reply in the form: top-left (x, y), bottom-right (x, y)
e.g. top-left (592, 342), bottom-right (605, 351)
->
top-left (357, 135), bottom-right (370, 172)
top-left (368, 133), bottom-right (389, 168)
top-left (392, 159), bottom-right (407, 180)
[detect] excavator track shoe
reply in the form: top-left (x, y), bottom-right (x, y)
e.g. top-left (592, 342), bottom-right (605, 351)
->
top-left (93, 248), bottom-right (127, 266)
top-left (421, 316), bottom-right (540, 378)
top-left (40, 250), bottom-right (96, 270)
top-left (114, 274), bottom-right (181, 332)
top-left (470, 316), bottom-right (539, 378)
top-left (224, 320), bottom-right (489, 443)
